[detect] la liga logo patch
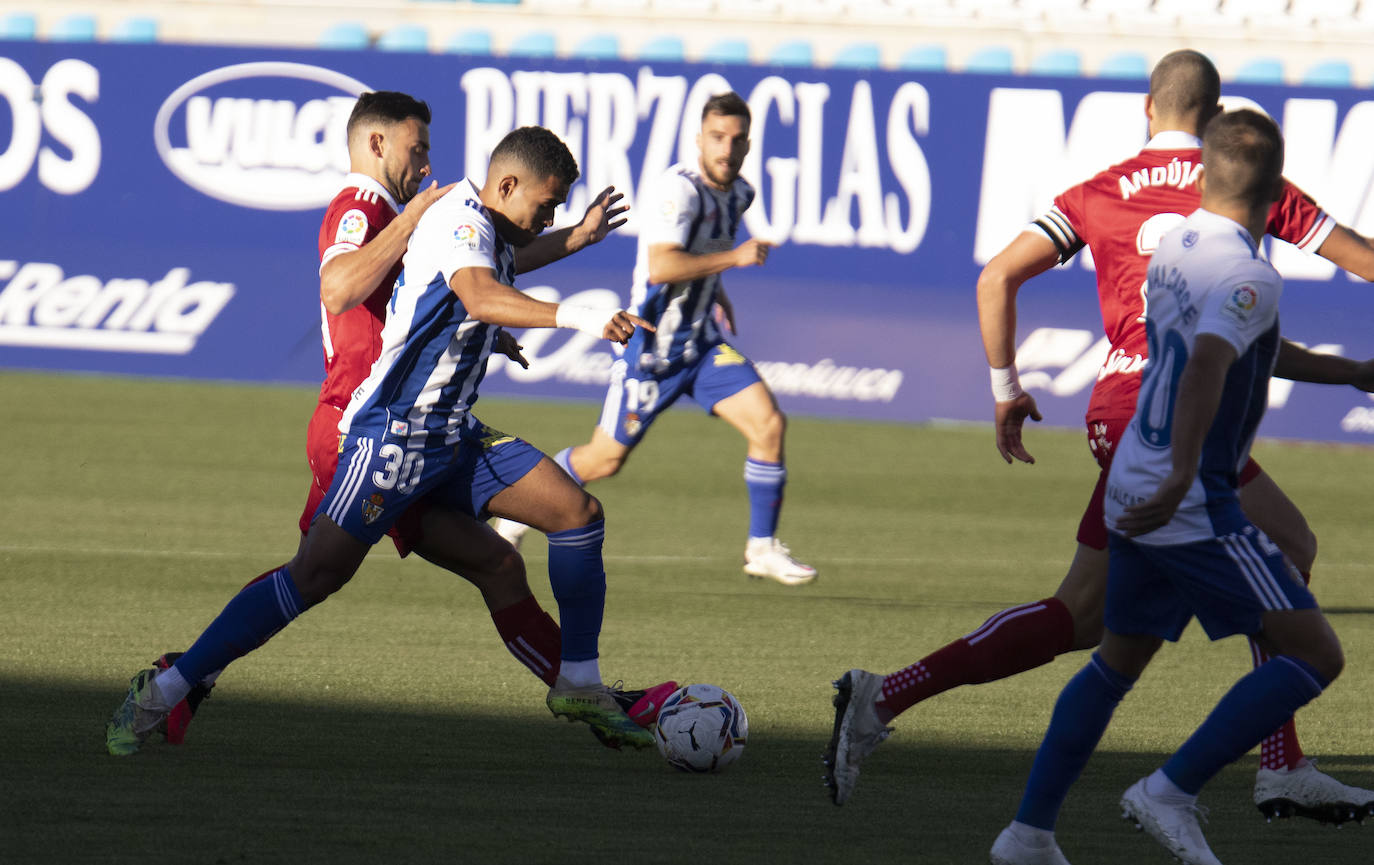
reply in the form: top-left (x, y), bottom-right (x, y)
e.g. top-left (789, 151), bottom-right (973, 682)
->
top-left (335, 209), bottom-right (368, 245)
top-left (1230, 284), bottom-right (1258, 311)
top-left (454, 224), bottom-right (479, 248)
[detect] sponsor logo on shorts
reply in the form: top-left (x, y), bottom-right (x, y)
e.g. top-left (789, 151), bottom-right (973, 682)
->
top-left (713, 344), bottom-right (747, 366)
top-left (361, 492), bottom-right (385, 525)
top-left (476, 423), bottom-right (515, 449)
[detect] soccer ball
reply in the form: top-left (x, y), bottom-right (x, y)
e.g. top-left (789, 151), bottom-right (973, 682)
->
top-left (653, 683), bottom-right (748, 773)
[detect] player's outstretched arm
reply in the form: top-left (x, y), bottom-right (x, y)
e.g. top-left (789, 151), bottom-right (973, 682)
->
top-left (647, 239), bottom-right (770, 285)
top-left (320, 180), bottom-right (456, 315)
top-left (1315, 223), bottom-right (1374, 282)
top-left (1117, 334), bottom-right (1236, 537)
top-left (1275, 338), bottom-right (1374, 390)
top-left (449, 266), bottom-right (652, 345)
top-left (514, 186), bottom-right (629, 275)
top-left (976, 231), bottom-right (1058, 464)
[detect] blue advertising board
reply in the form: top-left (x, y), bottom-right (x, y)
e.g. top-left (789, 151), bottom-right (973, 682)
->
top-left (3, 42), bottom-right (1374, 442)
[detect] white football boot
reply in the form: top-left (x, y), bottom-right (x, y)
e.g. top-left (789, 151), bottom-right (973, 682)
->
top-left (823, 669), bottom-right (892, 805)
top-left (989, 822), bottom-right (1072, 865)
top-left (1121, 777), bottom-right (1223, 865)
top-left (743, 537), bottom-right (816, 585)
top-left (1254, 760), bottom-right (1374, 824)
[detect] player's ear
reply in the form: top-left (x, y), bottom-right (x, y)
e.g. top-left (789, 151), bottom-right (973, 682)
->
top-left (497, 174), bottom-right (519, 200)
top-left (695, 130), bottom-right (703, 153)
top-left (1196, 166), bottom-right (1206, 196)
top-left (369, 130), bottom-right (385, 159)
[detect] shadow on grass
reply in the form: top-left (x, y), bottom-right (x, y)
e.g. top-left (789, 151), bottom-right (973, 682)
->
top-left (8, 678), bottom-right (1373, 865)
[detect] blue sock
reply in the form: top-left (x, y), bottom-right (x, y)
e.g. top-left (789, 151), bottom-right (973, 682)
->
top-left (744, 458), bottom-right (786, 539)
top-left (1164, 655), bottom-right (1328, 794)
top-left (553, 447), bottom-right (583, 486)
top-left (172, 567), bottom-right (307, 687)
top-left (1016, 652), bottom-right (1135, 830)
top-left (547, 520), bottom-right (606, 662)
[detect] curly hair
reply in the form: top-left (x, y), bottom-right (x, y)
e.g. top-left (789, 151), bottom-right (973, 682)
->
top-left (491, 126), bottom-right (580, 186)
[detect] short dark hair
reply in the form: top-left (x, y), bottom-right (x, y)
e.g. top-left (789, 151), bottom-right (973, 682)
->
top-left (1148, 50), bottom-right (1221, 122)
top-left (347, 91), bottom-right (432, 137)
top-left (1202, 109), bottom-right (1284, 206)
top-left (702, 91), bottom-right (750, 124)
top-left (490, 126), bottom-right (580, 186)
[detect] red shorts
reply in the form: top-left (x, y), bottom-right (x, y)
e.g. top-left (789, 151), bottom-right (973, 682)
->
top-left (1077, 417), bottom-right (1263, 550)
top-left (298, 402), bottom-right (426, 556)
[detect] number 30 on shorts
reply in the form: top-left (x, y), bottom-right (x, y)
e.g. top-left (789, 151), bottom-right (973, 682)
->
top-left (372, 443), bottom-right (424, 494)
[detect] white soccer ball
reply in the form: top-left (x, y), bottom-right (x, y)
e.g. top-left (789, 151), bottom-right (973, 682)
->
top-left (653, 683), bottom-right (748, 773)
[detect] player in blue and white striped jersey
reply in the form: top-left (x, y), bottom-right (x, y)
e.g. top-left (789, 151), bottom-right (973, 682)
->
top-left (106, 126), bottom-right (660, 754)
top-left (495, 92), bottom-right (816, 585)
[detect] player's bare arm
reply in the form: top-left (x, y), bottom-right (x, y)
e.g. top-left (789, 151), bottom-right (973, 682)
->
top-left (448, 266), bottom-right (652, 345)
top-left (320, 180), bottom-right (456, 315)
top-left (976, 231), bottom-right (1059, 464)
top-left (1315, 223), bottom-right (1374, 282)
top-left (1117, 333), bottom-right (1236, 537)
top-left (646, 238), bottom-right (770, 285)
top-left (1275, 337), bottom-right (1374, 391)
top-left (514, 186), bottom-right (630, 275)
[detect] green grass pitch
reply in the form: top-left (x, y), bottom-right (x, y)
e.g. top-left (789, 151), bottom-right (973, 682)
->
top-left (3, 370), bottom-right (1372, 864)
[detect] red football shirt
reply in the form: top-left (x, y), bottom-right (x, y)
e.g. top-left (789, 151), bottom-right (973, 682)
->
top-left (1036, 132), bottom-right (1335, 421)
top-left (315, 172), bottom-right (403, 409)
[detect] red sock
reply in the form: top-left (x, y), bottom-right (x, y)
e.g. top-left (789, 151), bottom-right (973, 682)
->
top-left (1252, 639), bottom-right (1306, 771)
top-left (880, 598), bottom-right (1075, 720)
top-left (491, 595), bottom-right (562, 686)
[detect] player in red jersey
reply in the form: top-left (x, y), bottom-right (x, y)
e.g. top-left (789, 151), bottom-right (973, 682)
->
top-left (152, 92), bottom-right (674, 747)
top-left (825, 50), bottom-right (1374, 823)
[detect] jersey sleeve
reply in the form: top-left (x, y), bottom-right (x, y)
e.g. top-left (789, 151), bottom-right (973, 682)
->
top-left (1032, 185), bottom-right (1087, 264)
top-left (639, 173), bottom-right (700, 248)
top-left (1196, 261), bottom-right (1283, 356)
top-left (432, 210), bottom-right (502, 285)
top-left (319, 196), bottom-right (390, 272)
top-left (1266, 179), bottom-right (1336, 253)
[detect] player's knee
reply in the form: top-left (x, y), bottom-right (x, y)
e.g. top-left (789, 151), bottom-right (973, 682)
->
top-left (1311, 638), bottom-right (1344, 684)
top-left (1288, 528), bottom-right (1317, 576)
top-left (749, 408), bottom-right (786, 453)
top-left (289, 563), bottom-right (351, 606)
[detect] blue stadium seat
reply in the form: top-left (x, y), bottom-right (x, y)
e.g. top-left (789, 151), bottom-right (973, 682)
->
top-left (110, 17), bottom-right (158, 42)
top-left (1096, 52), bottom-right (1149, 79)
top-left (508, 31), bottom-right (556, 58)
top-left (572, 33), bottom-right (620, 60)
top-left (318, 22), bottom-right (369, 50)
top-left (832, 43), bottom-right (881, 70)
top-left (445, 30), bottom-right (493, 54)
top-left (637, 36), bottom-right (684, 62)
top-left (1233, 57), bottom-right (1285, 84)
top-left (1302, 60), bottom-right (1353, 87)
top-left (964, 46), bottom-right (1014, 74)
top-left (1030, 49), bottom-right (1081, 77)
top-left (51, 15), bottom-right (97, 42)
top-left (897, 45), bottom-right (948, 72)
top-left (701, 39), bottom-right (750, 65)
top-left (767, 41), bottom-right (813, 67)
top-left (0, 13), bottom-right (36, 40)
top-left (378, 25), bottom-right (429, 52)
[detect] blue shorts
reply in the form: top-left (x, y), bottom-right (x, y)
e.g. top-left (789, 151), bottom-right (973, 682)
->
top-left (1105, 526), bottom-right (1317, 642)
top-left (317, 417), bottom-right (543, 545)
top-left (596, 341), bottom-right (764, 446)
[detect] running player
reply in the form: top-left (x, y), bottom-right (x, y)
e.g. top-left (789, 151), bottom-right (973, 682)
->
top-left (107, 125), bottom-right (658, 755)
top-left (826, 50), bottom-right (1374, 817)
top-left (991, 108), bottom-right (1343, 865)
top-left (494, 92), bottom-right (816, 585)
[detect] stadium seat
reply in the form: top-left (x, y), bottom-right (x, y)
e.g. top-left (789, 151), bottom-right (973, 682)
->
top-left (572, 33), bottom-right (620, 60)
top-left (508, 31), bottom-right (556, 57)
top-left (318, 22), bottom-right (369, 50)
top-left (110, 17), bottom-right (158, 42)
top-left (0, 13), bottom-right (36, 40)
top-left (767, 41), bottom-right (813, 67)
top-left (1096, 52), bottom-right (1149, 79)
top-left (963, 46), bottom-right (1014, 74)
top-left (51, 15), bottom-right (97, 41)
top-left (637, 35), bottom-right (685, 62)
top-left (378, 25), bottom-right (429, 52)
top-left (1301, 60), bottom-right (1353, 87)
top-left (831, 43), bottom-right (881, 70)
top-left (701, 39), bottom-right (750, 65)
top-left (445, 30), bottom-right (493, 54)
top-left (1029, 50), bottom-right (1082, 77)
top-left (1232, 57), bottom-right (1285, 84)
top-left (897, 44), bottom-right (949, 72)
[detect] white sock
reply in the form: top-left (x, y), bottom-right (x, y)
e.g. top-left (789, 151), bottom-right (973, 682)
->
top-left (560, 658), bottom-right (601, 687)
top-left (1145, 769), bottom-right (1195, 802)
top-left (155, 665), bottom-right (191, 706)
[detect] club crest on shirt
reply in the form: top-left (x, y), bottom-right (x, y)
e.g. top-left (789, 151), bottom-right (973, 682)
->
top-left (624, 413), bottom-right (642, 438)
top-left (336, 209), bottom-right (368, 245)
top-left (1181, 230), bottom-right (1198, 248)
top-left (1222, 284), bottom-right (1259, 322)
top-left (362, 493), bottom-right (386, 525)
top-left (389, 419), bottom-right (409, 437)
top-left (454, 224), bottom-right (480, 249)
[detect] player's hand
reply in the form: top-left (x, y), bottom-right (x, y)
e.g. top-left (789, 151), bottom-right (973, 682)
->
top-left (713, 298), bottom-right (737, 334)
top-left (1116, 471), bottom-right (1190, 537)
top-left (994, 392), bottom-right (1042, 464)
top-left (601, 310), bottom-right (655, 345)
top-left (408, 180), bottom-right (457, 221)
top-left (734, 239), bottom-right (772, 269)
top-left (494, 328), bottom-right (529, 369)
top-left (1350, 358), bottom-right (1374, 392)
top-left (580, 186), bottom-right (629, 246)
